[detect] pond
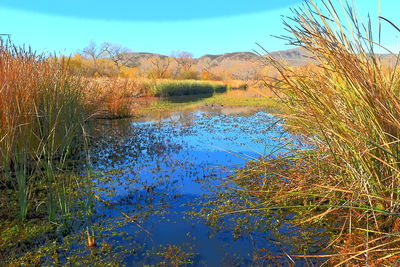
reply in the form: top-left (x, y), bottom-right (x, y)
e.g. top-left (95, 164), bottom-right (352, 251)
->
top-left (71, 106), bottom-right (328, 266)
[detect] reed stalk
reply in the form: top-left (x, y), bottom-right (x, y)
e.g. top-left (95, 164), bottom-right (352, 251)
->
top-left (0, 41), bottom-right (89, 221)
top-left (241, 0), bottom-right (400, 264)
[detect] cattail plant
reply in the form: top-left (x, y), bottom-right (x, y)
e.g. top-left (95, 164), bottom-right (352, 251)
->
top-left (0, 41), bottom-right (89, 221)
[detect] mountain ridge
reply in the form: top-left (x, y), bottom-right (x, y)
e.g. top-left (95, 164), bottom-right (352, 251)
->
top-left (119, 47), bottom-right (314, 67)
top-left (117, 47), bottom-right (396, 79)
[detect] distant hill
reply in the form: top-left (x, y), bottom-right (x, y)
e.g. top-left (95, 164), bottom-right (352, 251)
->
top-left (117, 47), bottom-right (395, 79)
top-left (118, 48), bottom-right (313, 68)
top-left (199, 52), bottom-right (260, 63)
top-left (118, 47), bottom-right (397, 68)
top-left (268, 48), bottom-right (315, 66)
top-left (118, 52), bottom-right (167, 67)
top-left (380, 53), bottom-right (398, 67)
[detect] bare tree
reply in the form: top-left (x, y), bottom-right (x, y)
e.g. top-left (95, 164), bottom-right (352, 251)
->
top-left (82, 41), bottom-right (108, 68)
top-left (198, 57), bottom-right (217, 80)
top-left (82, 41), bottom-right (135, 76)
top-left (171, 51), bottom-right (195, 78)
top-left (102, 42), bottom-right (132, 69)
top-left (149, 56), bottom-right (171, 79)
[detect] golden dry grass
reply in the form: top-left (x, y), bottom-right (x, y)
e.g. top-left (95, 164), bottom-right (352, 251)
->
top-left (231, 0), bottom-right (400, 264)
top-left (84, 77), bottom-right (152, 118)
top-left (0, 44), bottom-right (89, 221)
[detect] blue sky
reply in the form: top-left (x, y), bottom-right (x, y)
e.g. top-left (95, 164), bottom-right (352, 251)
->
top-left (0, 0), bottom-right (399, 57)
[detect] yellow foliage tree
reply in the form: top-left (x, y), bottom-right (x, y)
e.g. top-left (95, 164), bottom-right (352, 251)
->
top-left (119, 66), bottom-right (139, 79)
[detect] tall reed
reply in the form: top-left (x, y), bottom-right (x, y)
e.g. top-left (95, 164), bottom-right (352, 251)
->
top-left (84, 77), bottom-right (147, 118)
top-left (248, 0), bottom-right (400, 264)
top-left (0, 42), bottom-right (89, 221)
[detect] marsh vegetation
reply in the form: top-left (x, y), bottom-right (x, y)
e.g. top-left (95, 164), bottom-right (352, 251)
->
top-left (1, 0), bottom-right (400, 265)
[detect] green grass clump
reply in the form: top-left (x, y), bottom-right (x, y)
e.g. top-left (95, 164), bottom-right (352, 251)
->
top-left (153, 80), bottom-right (227, 97)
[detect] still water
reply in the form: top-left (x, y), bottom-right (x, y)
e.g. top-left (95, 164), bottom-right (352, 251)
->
top-left (84, 107), bottom-right (325, 266)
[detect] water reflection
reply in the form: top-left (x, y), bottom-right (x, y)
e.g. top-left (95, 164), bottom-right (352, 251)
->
top-left (85, 107), bottom-right (326, 266)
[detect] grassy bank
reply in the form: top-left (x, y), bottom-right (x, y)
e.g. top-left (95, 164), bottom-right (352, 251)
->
top-left (227, 0), bottom-right (400, 264)
top-left (83, 78), bottom-right (256, 119)
top-left (131, 79), bottom-right (280, 116)
top-left (134, 93), bottom-right (282, 119)
top-left (153, 80), bottom-right (227, 97)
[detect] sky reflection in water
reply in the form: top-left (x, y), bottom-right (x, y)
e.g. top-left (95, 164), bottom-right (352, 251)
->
top-left (88, 108), bottom-right (321, 265)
